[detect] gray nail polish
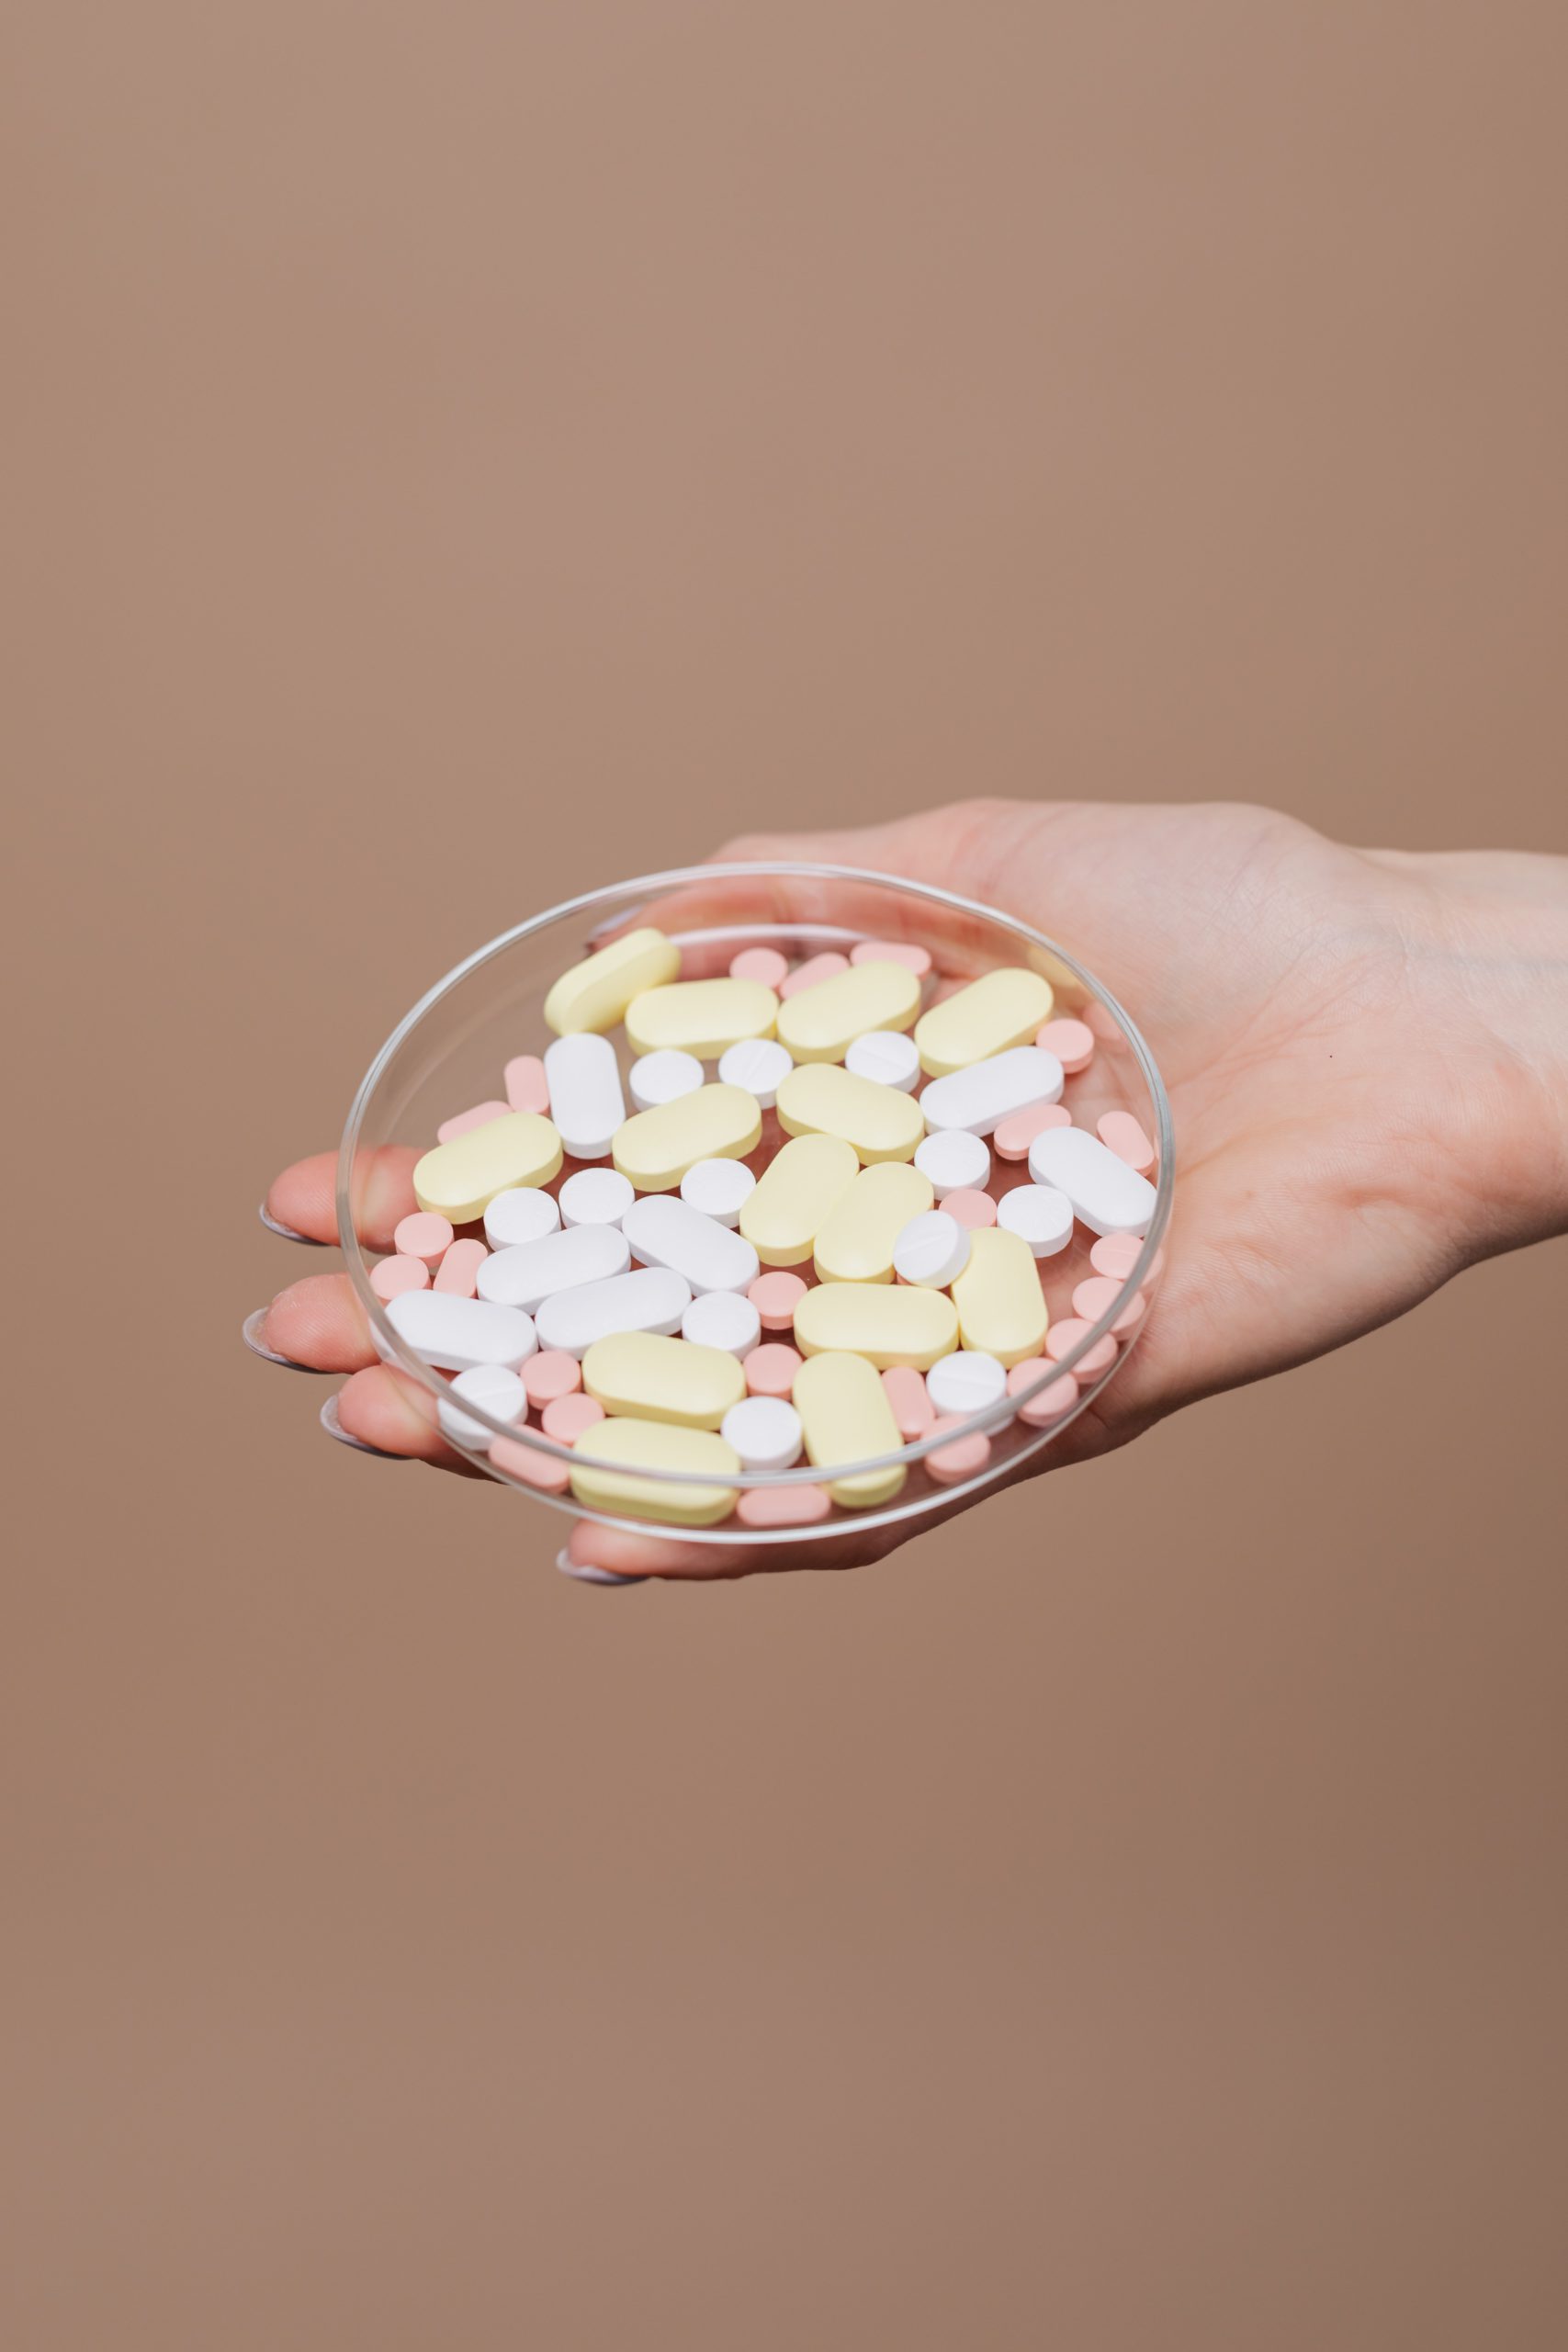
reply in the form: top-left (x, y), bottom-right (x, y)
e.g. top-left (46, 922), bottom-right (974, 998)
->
top-left (258, 1203), bottom-right (323, 1243)
top-left (241, 1307), bottom-right (317, 1370)
top-left (555, 1548), bottom-right (647, 1586)
top-left (320, 1395), bottom-right (405, 1456)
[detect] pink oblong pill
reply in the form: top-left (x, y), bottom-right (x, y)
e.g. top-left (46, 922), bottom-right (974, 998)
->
top-left (749, 1270), bottom-right (808, 1329)
top-left (778, 951), bottom-right (851, 998)
top-left (393, 1211), bottom-right (455, 1269)
top-left (523, 1351), bottom-right (581, 1409)
top-left (370, 1254), bottom-right (431, 1303)
top-left (1045, 1319), bottom-right (1118, 1377)
top-left (1089, 1233), bottom-right (1144, 1280)
top-left (491, 1433), bottom-right (570, 1493)
top-left (1097, 1111), bottom-right (1156, 1174)
top-left (436, 1100), bottom-right (513, 1144)
top-left (882, 1364), bottom-right (934, 1439)
top-left (993, 1101), bottom-right (1072, 1161)
top-left (849, 939), bottom-right (933, 976)
top-left (1071, 1275), bottom-right (1147, 1335)
top-left (504, 1056), bottom-right (550, 1114)
top-left (1006, 1361), bottom-right (1079, 1426)
top-left (728, 945), bottom-right (791, 989)
top-left (942, 1188), bottom-right (997, 1230)
top-left (743, 1342), bottom-right (803, 1397)
top-left (434, 1238), bottom-right (490, 1296)
top-left (923, 1415), bottom-right (992, 1484)
top-left (1035, 1018), bottom-right (1096, 1074)
top-left (737, 1482), bottom-right (833, 1529)
top-left (542, 1392), bottom-right (605, 1442)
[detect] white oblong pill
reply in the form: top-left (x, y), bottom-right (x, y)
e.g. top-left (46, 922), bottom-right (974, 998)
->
top-left (383, 1288), bottom-right (538, 1373)
top-left (914, 1129), bottom-right (992, 1198)
top-left (717, 1036), bottom-right (793, 1108)
top-left (438, 1363), bottom-right (529, 1449)
top-left (628, 1048), bottom-right (705, 1112)
top-left (680, 1157), bottom-right (758, 1227)
top-left (919, 1046), bottom-right (1065, 1137)
top-left (622, 1193), bottom-right (760, 1296)
top-left (926, 1350), bottom-right (1009, 1418)
top-left (535, 1266), bottom-right (693, 1357)
top-left (893, 1209), bottom-right (971, 1288)
top-left (482, 1187), bottom-right (561, 1250)
top-left (843, 1030), bottom-right (921, 1091)
top-left (682, 1289), bottom-right (762, 1358)
top-left (558, 1167), bottom-right (637, 1227)
top-left (996, 1182), bottom-right (1075, 1258)
top-left (544, 1033), bottom-right (626, 1159)
top-left (720, 1394), bottom-right (804, 1472)
top-left (475, 1222), bottom-right (630, 1312)
top-left (1027, 1124), bottom-right (1159, 1237)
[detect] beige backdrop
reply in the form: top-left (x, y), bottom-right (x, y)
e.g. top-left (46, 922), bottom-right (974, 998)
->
top-left (5, 5), bottom-right (1566, 2346)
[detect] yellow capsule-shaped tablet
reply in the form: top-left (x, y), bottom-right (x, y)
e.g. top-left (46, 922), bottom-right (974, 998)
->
top-left (774, 1062), bottom-right (925, 1164)
top-left (794, 1351), bottom-right (907, 1508)
top-left (612, 1083), bottom-right (762, 1193)
top-left (794, 1282), bottom-right (958, 1369)
top-left (950, 1226), bottom-right (1049, 1366)
top-left (570, 1416), bottom-right (741, 1526)
top-left (624, 978), bottom-right (778, 1059)
top-left (913, 967), bottom-right (1055, 1076)
top-left (812, 1160), bottom-right (934, 1284)
top-left (545, 926), bottom-right (681, 1036)
top-left (581, 1330), bottom-right (746, 1430)
top-left (739, 1133), bottom-right (860, 1268)
top-left (776, 959), bottom-right (922, 1064)
top-left (412, 1112), bottom-right (563, 1223)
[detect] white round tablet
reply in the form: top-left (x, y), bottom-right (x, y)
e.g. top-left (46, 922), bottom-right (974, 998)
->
top-left (438, 1363), bottom-right (529, 1450)
top-left (482, 1186), bottom-right (561, 1250)
top-left (558, 1166), bottom-right (636, 1228)
top-left (892, 1209), bottom-right (971, 1289)
top-left (914, 1129), bottom-right (991, 1199)
top-left (628, 1048), bottom-right (705, 1111)
top-left (682, 1289), bottom-right (762, 1359)
top-left (844, 1030), bottom-right (921, 1091)
top-left (717, 1036), bottom-right (794, 1108)
top-left (720, 1394), bottom-right (804, 1472)
top-left (925, 1351), bottom-right (1009, 1419)
top-left (680, 1156), bottom-right (759, 1227)
top-left (996, 1182), bottom-right (1075, 1258)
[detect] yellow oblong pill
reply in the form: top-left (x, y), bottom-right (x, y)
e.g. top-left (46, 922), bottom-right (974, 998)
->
top-left (913, 967), bottom-right (1055, 1077)
top-left (950, 1226), bottom-right (1049, 1365)
top-left (776, 960), bottom-right (921, 1064)
top-left (774, 1063), bottom-right (925, 1164)
top-left (570, 1417), bottom-right (741, 1525)
top-left (544, 927), bottom-right (681, 1036)
top-left (413, 1112), bottom-right (563, 1222)
top-left (812, 1160), bottom-right (934, 1284)
top-left (612, 1083), bottom-right (761, 1193)
top-left (794, 1282), bottom-right (958, 1369)
top-left (739, 1133), bottom-right (860, 1267)
top-left (581, 1330), bottom-right (746, 1430)
top-left (794, 1351), bottom-right (907, 1508)
top-left (624, 978), bottom-right (778, 1059)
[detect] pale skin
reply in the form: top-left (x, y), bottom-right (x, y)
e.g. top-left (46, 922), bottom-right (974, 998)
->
top-left (254, 801), bottom-right (1568, 1580)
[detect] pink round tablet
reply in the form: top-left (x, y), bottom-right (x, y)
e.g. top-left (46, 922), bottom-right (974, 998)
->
top-left (993, 1101), bottom-right (1072, 1161)
top-left (736, 1482), bottom-right (833, 1529)
top-left (778, 952), bottom-right (851, 998)
top-left (1089, 1232), bottom-right (1144, 1281)
top-left (1045, 1319), bottom-right (1119, 1378)
top-left (849, 939), bottom-right (933, 977)
top-left (392, 1211), bottom-right (454, 1269)
top-left (882, 1363), bottom-right (935, 1439)
top-left (942, 1188), bottom-right (997, 1230)
top-left (748, 1271), bottom-right (808, 1329)
top-left (523, 1351), bottom-right (582, 1409)
top-left (1007, 1361), bottom-right (1079, 1426)
top-left (491, 1433), bottom-right (570, 1494)
top-left (369, 1254), bottom-right (431, 1303)
top-left (1035, 1017), bottom-right (1096, 1074)
top-left (436, 1100), bottom-right (512, 1144)
top-left (434, 1237), bottom-right (490, 1296)
top-left (743, 1341), bottom-right (803, 1397)
top-left (728, 945), bottom-right (791, 989)
top-left (1097, 1110), bottom-right (1156, 1174)
top-left (1072, 1275), bottom-right (1147, 1335)
top-left (503, 1055), bottom-right (550, 1114)
top-left (923, 1416), bottom-right (992, 1484)
top-left (542, 1391), bottom-right (604, 1442)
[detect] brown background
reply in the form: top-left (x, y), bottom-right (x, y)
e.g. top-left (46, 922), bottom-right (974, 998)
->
top-left (5, 5), bottom-right (1565, 2346)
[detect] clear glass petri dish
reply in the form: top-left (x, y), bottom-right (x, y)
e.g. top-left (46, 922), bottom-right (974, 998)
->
top-left (338, 865), bottom-right (1173, 1544)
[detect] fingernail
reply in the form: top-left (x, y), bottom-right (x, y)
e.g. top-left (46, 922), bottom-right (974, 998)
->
top-left (258, 1203), bottom-right (322, 1243)
top-left (555, 1548), bottom-right (647, 1586)
top-left (320, 1395), bottom-right (406, 1456)
top-left (241, 1306), bottom-right (315, 1370)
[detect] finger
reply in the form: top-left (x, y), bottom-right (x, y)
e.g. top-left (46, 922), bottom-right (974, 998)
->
top-left (333, 1364), bottom-right (488, 1474)
top-left (263, 1146), bottom-right (422, 1251)
top-left (255, 1271), bottom-right (377, 1372)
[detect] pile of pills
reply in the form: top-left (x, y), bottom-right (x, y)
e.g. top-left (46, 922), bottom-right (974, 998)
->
top-left (367, 927), bottom-right (1162, 1527)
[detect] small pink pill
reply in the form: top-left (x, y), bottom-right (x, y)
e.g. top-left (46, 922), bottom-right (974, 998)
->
top-left (993, 1101), bottom-right (1073, 1160)
top-left (737, 1482), bottom-right (833, 1529)
top-left (743, 1341), bottom-right (803, 1397)
top-left (524, 1351), bottom-right (582, 1409)
top-left (491, 1433), bottom-right (571, 1494)
top-left (749, 1270), bottom-right (808, 1329)
top-left (1097, 1110), bottom-right (1156, 1174)
top-left (503, 1055), bottom-right (550, 1114)
top-left (434, 1237), bottom-right (490, 1297)
top-left (1035, 1017), bottom-right (1096, 1074)
top-left (542, 1392), bottom-right (605, 1442)
top-left (850, 939), bottom-right (933, 977)
top-left (882, 1363), bottom-right (935, 1439)
top-left (1006, 1362), bottom-right (1079, 1426)
top-left (942, 1188), bottom-right (997, 1230)
top-left (924, 1415), bottom-right (993, 1484)
top-left (392, 1211), bottom-right (455, 1269)
top-left (778, 951), bottom-right (851, 998)
top-left (436, 1100), bottom-right (512, 1144)
top-left (1071, 1275), bottom-right (1147, 1335)
top-left (369, 1254), bottom-right (431, 1303)
top-left (728, 945), bottom-right (791, 989)
top-left (1045, 1319), bottom-right (1119, 1377)
top-left (1089, 1233), bottom-right (1144, 1280)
